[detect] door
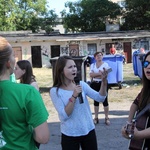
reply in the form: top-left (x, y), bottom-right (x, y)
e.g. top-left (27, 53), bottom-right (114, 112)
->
top-left (69, 44), bottom-right (79, 56)
top-left (51, 45), bottom-right (60, 58)
top-left (123, 42), bottom-right (132, 63)
top-left (31, 46), bottom-right (42, 68)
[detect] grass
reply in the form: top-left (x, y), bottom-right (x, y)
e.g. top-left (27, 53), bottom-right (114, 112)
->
top-left (33, 63), bottom-right (143, 116)
top-left (108, 63), bottom-right (142, 102)
top-left (123, 63), bottom-right (142, 85)
top-left (33, 67), bottom-right (53, 89)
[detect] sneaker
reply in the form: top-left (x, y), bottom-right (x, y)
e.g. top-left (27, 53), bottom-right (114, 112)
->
top-left (105, 118), bottom-right (110, 125)
top-left (94, 118), bottom-right (99, 124)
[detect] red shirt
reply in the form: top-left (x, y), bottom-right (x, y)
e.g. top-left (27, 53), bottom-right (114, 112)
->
top-left (110, 47), bottom-right (116, 55)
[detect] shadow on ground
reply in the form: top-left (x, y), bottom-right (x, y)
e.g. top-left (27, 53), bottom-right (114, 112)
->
top-left (40, 110), bottom-right (129, 150)
top-left (122, 79), bottom-right (142, 85)
top-left (39, 87), bottom-right (51, 93)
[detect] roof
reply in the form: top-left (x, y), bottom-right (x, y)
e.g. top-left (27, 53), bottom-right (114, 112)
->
top-left (1, 30), bottom-right (150, 42)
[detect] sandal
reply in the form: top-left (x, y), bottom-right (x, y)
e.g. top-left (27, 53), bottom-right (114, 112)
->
top-left (105, 118), bottom-right (110, 125)
top-left (94, 118), bottom-right (99, 124)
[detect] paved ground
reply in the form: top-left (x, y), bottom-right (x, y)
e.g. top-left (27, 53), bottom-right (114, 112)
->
top-left (39, 100), bottom-right (131, 150)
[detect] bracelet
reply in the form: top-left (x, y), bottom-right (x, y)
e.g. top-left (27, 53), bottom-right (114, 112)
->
top-left (72, 95), bottom-right (77, 99)
top-left (126, 121), bottom-right (132, 124)
top-left (69, 98), bottom-right (75, 103)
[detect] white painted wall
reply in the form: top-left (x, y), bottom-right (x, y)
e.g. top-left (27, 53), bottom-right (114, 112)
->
top-left (10, 37), bottom-right (148, 67)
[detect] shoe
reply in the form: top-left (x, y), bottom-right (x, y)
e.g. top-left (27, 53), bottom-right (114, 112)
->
top-left (94, 118), bottom-right (99, 124)
top-left (105, 118), bottom-right (110, 125)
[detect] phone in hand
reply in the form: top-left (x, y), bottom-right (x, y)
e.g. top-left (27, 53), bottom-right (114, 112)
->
top-left (107, 68), bottom-right (112, 73)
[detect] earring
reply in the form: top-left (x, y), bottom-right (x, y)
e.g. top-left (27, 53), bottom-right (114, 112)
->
top-left (6, 61), bottom-right (10, 68)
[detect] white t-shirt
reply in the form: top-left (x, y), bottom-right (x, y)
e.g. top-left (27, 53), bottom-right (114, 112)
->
top-left (90, 62), bottom-right (110, 81)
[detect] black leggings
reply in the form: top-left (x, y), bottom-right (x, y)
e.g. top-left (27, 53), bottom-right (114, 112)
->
top-left (61, 129), bottom-right (97, 150)
top-left (90, 81), bottom-right (109, 107)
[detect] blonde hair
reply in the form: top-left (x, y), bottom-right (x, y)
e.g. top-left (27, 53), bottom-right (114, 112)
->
top-left (0, 37), bottom-right (12, 72)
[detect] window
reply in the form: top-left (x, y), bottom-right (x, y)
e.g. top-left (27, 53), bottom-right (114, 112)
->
top-left (88, 44), bottom-right (97, 55)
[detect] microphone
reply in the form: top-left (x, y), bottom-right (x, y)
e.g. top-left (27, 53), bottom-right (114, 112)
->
top-left (74, 77), bottom-right (84, 104)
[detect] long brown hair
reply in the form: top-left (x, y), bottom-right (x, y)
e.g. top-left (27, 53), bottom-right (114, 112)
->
top-left (16, 60), bottom-right (36, 84)
top-left (139, 51), bottom-right (150, 110)
top-left (53, 56), bottom-right (73, 91)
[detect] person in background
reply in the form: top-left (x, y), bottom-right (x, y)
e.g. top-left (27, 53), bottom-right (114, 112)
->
top-left (110, 44), bottom-right (116, 55)
top-left (121, 51), bottom-right (150, 149)
top-left (14, 60), bottom-right (40, 148)
top-left (50, 55), bottom-right (108, 150)
top-left (140, 47), bottom-right (145, 54)
top-left (89, 52), bottom-right (111, 125)
top-left (10, 73), bottom-right (16, 82)
top-left (14, 60), bottom-right (39, 91)
top-left (0, 36), bottom-right (49, 149)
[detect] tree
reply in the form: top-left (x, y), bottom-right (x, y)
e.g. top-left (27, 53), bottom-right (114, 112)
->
top-left (14, 0), bottom-right (48, 31)
top-left (0, 0), bottom-right (17, 31)
top-left (0, 0), bottom-right (58, 32)
top-left (120, 0), bottom-right (150, 30)
top-left (39, 10), bottom-right (58, 33)
top-left (29, 9), bottom-right (58, 33)
top-left (61, 0), bottom-right (121, 32)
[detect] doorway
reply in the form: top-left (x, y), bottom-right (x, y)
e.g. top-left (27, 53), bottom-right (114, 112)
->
top-left (123, 42), bottom-right (132, 63)
top-left (31, 46), bottom-right (42, 68)
top-left (51, 45), bottom-right (60, 58)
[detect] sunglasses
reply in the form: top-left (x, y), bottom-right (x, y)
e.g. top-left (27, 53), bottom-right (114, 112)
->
top-left (143, 61), bottom-right (150, 68)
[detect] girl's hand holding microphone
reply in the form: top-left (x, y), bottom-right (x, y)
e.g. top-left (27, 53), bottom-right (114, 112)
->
top-left (73, 85), bottom-right (82, 98)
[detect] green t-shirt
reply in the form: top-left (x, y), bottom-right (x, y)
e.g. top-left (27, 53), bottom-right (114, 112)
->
top-left (0, 80), bottom-right (49, 150)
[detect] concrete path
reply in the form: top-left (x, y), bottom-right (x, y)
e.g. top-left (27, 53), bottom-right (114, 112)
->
top-left (39, 101), bottom-right (130, 150)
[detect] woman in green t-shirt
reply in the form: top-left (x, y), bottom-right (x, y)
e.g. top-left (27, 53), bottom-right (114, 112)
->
top-left (0, 36), bottom-right (50, 149)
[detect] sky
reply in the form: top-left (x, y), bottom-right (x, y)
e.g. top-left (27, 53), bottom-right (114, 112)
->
top-left (48, 0), bottom-right (76, 16)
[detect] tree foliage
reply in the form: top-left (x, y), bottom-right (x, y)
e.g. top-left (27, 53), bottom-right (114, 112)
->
top-left (0, 0), bottom-right (58, 32)
top-left (0, 0), bottom-right (17, 30)
top-left (120, 0), bottom-right (150, 30)
top-left (61, 0), bottom-right (121, 32)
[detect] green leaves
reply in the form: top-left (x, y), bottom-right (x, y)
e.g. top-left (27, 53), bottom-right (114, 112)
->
top-left (121, 0), bottom-right (150, 30)
top-left (0, 0), bottom-right (57, 32)
top-left (62, 0), bottom-right (121, 32)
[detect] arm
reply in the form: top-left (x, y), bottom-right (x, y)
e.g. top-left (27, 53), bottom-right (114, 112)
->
top-left (90, 71), bottom-right (102, 79)
top-left (90, 62), bottom-right (110, 79)
top-left (99, 68), bottom-right (107, 96)
top-left (133, 127), bottom-right (150, 140)
top-left (26, 88), bottom-right (49, 143)
top-left (89, 63), bottom-right (102, 79)
top-left (33, 122), bottom-right (50, 143)
top-left (64, 85), bottom-right (81, 116)
top-left (50, 87), bottom-right (80, 121)
top-left (121, 103), bottom-right (138, 139)
top-left (55, 83), bottom-right (83, 116)
top-left (128, 103), bottom-right (138, 123)
top-left (83, 69), bottom-right (108, 100)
